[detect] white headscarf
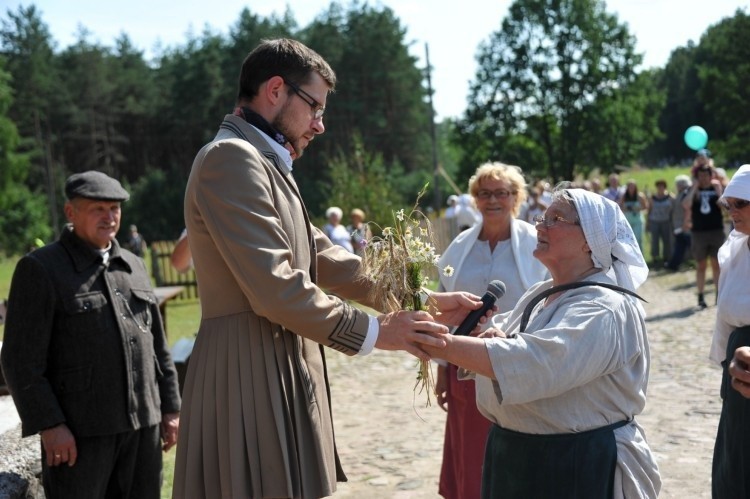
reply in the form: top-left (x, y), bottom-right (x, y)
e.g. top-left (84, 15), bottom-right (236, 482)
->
top-left (722, 164), bottom-right (750, 202)
top-left (566, 188), bottom-right (649, 291)
top-left (718, 164), bottom-right (750, 268)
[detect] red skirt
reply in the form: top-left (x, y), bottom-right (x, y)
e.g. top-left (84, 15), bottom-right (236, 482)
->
top-left (439, 363), bottom-right (492, 499)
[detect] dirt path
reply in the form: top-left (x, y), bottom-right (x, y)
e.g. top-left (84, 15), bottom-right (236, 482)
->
top-left (328, 268), bottom-right (722, 498)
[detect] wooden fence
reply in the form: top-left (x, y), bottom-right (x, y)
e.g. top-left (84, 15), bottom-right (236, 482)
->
top-left (150, 240), bottom-right (199, 299)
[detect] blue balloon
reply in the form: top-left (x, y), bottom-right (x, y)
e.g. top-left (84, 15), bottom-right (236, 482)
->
top-left (684, 126), bottom-right (708, 151)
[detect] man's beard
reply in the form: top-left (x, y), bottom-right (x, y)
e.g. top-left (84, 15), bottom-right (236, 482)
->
top-left (272, 105), bottom-right (305, 160)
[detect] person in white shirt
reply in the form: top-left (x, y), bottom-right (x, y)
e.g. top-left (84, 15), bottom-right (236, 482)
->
top-left (602, 172), bottom-right (622, 201)
top-left (709, 164), bottom-right (750, 498)
top-left (323, 206), bottom-right (353, 252)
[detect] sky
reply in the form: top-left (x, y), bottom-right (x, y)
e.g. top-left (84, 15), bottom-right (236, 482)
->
top-left (6, 0), bottom-right (749, 120)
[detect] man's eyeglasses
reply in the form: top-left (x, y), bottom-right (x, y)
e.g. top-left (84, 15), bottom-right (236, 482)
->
top-left (285, 80), bottom-right (325, 120)
top-left (477, 189), bottom-right (515, 200)
top-left (718, 198), bottom-right (750, 210)
top-left (532, 214), bottom-right (580, 228)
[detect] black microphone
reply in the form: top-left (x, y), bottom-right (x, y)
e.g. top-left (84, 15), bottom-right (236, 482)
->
top-left (453, 280), bottom-right (506, 336)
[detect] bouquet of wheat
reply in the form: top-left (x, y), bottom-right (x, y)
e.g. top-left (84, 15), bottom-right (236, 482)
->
top-left (359, 193), bottom-right (441, 407)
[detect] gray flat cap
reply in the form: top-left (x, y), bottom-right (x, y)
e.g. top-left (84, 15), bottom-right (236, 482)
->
top-left (65, 171), bottom-right (130, 202)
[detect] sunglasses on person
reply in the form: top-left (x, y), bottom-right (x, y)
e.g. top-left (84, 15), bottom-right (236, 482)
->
top-left (718, 198), bottom-right (750, 210)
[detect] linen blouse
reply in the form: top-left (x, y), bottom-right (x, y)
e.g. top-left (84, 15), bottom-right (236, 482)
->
top-left (475, 273), bottom-right (661, 498)
top-left (710, 230), bottom-right (750, 365)
top-left (452, 239), bottom-right (524, 314)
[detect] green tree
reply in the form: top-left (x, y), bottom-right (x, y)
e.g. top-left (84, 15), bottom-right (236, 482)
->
top-left (154, 10), bottom-right (294, 177)
top-left (458, 0), bottom-right (642, 181)
top-left (579, 69), bottom-right (665, 172)
top-left (693, 9), bottom-right (750, 163)
top-left (297, 2), bottom-right (433, 213)
top-left (652, 43), bottom-right (703, 164)
top-left (0, 57), bottom-right (52, 255)
top-left (108, 34), bottom-right (160, 180)
top-left (0, 5), bottom-right (58, 188)
top-left (225, 7), bottom-right (295, 81)
top-left (0, 5), bottom-right (63, 232)
top-left (54, 31), bottom-right (128, 176)
top-left (121, 168), bottom-right (187, 244)
top-left (152, 30), bottom-right (232, 175)
top-left (323, 133), bottom-right (405, 231)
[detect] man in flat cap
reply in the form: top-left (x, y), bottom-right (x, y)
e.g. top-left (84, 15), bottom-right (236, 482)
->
top-left (1, 170), bottom-right (181, 499)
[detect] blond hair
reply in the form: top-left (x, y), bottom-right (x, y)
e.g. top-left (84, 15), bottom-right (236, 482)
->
top-left (468, 162), bottom-right (528, 217)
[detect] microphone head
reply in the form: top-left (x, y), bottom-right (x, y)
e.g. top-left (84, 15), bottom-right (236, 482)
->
top-left (487, 280), bottom-right (506, 299)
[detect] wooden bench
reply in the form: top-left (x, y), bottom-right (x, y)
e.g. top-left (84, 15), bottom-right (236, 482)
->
top-left (150, 240), bottom-right (198, 300)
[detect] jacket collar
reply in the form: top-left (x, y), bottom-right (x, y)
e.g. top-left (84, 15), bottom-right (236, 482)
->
top-left (218, 114), bottom-right (291, 172)
top-left (60, 225), bottom-right (131, 273)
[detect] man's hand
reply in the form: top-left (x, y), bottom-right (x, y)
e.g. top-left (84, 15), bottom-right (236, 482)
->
top-left (426, 291), bottom-right (492, 327)
top-left (730, 347), bottom-right (750, 399)
top-left (161, 412), bottom-right (180, 452)
top-left (375, 310), bottom-right (448, 361)
top-left (40, 423), bottom-right (77, 467)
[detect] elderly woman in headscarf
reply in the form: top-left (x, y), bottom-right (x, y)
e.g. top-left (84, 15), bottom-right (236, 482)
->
top-left (424, 187), bottom-right (661, 498)
top-left (709, 164), bottom-right (750, 498)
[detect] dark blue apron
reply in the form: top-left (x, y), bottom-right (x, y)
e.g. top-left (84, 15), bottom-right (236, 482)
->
top-left (481, 280), bottom-right (643, 498)
top-left (712, 325), bottom-right (750, 499)
top-left (482, 420), bottom-right (628, 498)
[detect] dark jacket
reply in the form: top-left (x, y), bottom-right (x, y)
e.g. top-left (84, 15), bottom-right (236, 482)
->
top-left (1, 226), bottom-right (181, 437)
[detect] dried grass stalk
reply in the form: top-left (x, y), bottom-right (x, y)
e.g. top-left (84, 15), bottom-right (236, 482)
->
top-left (358, 188), bottom-right (439, 407)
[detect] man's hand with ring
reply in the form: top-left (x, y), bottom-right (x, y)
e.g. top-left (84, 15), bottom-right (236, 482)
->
top-left (40, 423), bottom-right (78, 467)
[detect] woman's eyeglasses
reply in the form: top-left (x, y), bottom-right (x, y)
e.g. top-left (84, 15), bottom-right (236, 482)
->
top-left (718, 198), bottom-right (750, 210)
top-left (477, 189), bottom-right (515, 200)
top-left (532, 214), bottom-right (580, 228)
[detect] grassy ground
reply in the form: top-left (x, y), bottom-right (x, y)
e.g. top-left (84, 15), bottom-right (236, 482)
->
top-left (160, 299), bottom-right (199, 498)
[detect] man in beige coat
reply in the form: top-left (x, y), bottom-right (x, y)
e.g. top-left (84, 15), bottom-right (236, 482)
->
top-left (173, 39), bottom-right (482, 499)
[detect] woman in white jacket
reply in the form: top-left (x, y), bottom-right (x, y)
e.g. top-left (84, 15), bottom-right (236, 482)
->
top-left (435, 162), bottom-right (548, 499)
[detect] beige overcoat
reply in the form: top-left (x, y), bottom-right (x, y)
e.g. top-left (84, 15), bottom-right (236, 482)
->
top-left (173, 115), bottom-right (376, 499)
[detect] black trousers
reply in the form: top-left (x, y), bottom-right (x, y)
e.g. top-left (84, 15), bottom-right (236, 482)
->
top-left (42, 424), bottom-right (162, 499)
top-left (482, 420), bottom-right (626, 499)
top-left (713, 326), bottom-right (750, 499)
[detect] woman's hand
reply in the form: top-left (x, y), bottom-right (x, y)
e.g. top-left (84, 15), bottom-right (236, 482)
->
top-left (476, 327), bottom-right (507, 339)
top-left (730, 346), bottom-right (750, 399)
